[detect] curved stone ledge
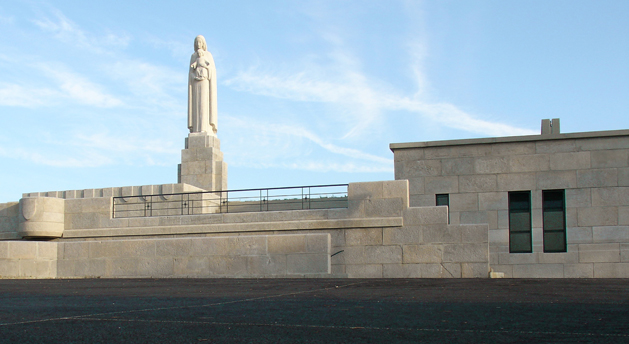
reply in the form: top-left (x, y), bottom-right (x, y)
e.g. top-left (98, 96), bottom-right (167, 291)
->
top-left (18, 197), bottom-right (65, 239)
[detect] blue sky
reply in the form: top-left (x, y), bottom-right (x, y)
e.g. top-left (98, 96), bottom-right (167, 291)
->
top-left (0, 0), bottom-right (628, 203)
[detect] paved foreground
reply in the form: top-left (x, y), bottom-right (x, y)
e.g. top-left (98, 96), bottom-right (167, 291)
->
top-left (0, 278), bottom-right (628, 343)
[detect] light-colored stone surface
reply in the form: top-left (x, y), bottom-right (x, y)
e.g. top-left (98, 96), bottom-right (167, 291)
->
top-left (497, 173), bottom-right (537, 191)
top-left (345, 228), bottom-right (383, 246)
top-left (577, 169), bottom-right (618, 188)
top-left (577, 207), bottom-right (618, 227)
top-left (382, 264), bottom-right (421, 278)
top-left (449, 193), bottom-right (478, 212)
top-left (18, 197), bottom-right (65, 238)
top-left (512, 264), bottom-right (564, 278)
top-left (459, 175), bottom-right (497, 193)
top-left (563, 264), bottom-right (593, 278)
top-left (591, 187), bottom-right (629, 206)
top-left (592, 226), bottom-right (629, 243)
top-left (424, 176), bottom-right (459, 194)
top-left (2, 233), bottom-right (332, 278)
top-left (461, 262), bottom-right (489, 278)
top-left (383, 226), bottom-right (422, 245)
top-left (345, 264), bottom-right (382, 278)
top-left (578, 243), bottom-right (620, 263)
top-left (403, 245), bottom-right (442, 263)
top-left (590, 150), bottom-right (628, 168)
top-left (536, 171), bottom-right (577, 189)
top-left (593, 263), bottom-right (629, 278)
top-left (403, 206), bottom-right (448, 225)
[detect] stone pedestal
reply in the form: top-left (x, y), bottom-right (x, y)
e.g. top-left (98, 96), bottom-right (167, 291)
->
top-left (178, 132), bottom-right (227, 192)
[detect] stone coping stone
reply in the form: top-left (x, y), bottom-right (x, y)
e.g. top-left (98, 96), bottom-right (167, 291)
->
top-left (390, 129), bottom-right (629, 151)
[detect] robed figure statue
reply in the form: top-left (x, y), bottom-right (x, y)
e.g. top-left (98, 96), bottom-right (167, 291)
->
top-left (188, 35), bottom-right (217, 134)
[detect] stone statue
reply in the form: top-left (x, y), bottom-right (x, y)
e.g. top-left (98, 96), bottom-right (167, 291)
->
top-left (188, 35), bottom-right (217, 134)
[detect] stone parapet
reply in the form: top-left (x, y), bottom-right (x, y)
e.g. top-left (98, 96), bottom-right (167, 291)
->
top-left (18, 197), bottom-right (65, 239)
top-left (1, 179), bottom-right (495, 279)
top-left (22, 183), bottom-right (203, 200)
top-left (0, 202), bottom-right (19, 240)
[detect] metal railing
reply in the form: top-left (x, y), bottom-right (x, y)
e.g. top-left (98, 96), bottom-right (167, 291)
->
top-left (112, 184), bottom-right (348, 218)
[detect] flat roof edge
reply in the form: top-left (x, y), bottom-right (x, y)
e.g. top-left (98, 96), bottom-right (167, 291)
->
top-left (389, 129), bottom-right (629, 151)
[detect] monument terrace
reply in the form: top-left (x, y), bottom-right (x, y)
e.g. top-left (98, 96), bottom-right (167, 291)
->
top-left (1, 36), bottom-right (629, 279)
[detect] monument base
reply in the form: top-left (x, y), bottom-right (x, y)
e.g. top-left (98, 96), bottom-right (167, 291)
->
top-left (178, 132), bottom-right (228, 192)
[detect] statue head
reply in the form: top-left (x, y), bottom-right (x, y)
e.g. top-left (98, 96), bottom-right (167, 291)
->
top-left (194, 35), bottom-right (207, 52)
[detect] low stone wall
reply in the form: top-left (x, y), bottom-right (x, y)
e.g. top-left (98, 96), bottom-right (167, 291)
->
top-left (58, 233), bottom-right (330, 278)
top-left (0, 234), bottom-right (329, 278)
top-left (0, 202), bottom-right (19, 240)
top-left (0, 180), bottom-right (491, 279)
top-left (332, 207), bottom-right (488, 278)
top-left (0, 241), bottom-right (57, 278)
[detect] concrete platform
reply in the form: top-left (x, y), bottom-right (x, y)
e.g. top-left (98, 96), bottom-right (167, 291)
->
top-left (1, 278), bottom-right (628, 343)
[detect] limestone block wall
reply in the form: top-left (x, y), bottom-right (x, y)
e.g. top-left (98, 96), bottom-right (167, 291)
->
top-left (391, 130), bottom-right (629, 277)
top-left (330, 207), bottom-right (489, 278)
top-left (0, 202), bottom-right (19, 240)
top-left (0, 241), bottom-right (57, 278)
top-left (57, 233), bottom-right (330, 278)
top-left (0, 180), bottom-right (490, 278)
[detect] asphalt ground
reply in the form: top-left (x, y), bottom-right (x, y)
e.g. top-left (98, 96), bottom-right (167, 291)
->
top-left (0, 279), bottom-right (628, 343)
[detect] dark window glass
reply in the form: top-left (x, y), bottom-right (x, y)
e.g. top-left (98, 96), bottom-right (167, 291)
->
top-left (509, 191), bottom-right (532, 253)
top-left (543, 190), bottom-right (566, 252)
top-left (436, 194), bottom-right (449, 207)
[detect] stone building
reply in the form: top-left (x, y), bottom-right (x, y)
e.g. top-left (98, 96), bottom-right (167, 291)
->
top-left (0, 35), bottom-right (627, 278)
top-left (1, 118), bottom-right (628, 279)
top-left (390, 119), bottom-right (629, 278)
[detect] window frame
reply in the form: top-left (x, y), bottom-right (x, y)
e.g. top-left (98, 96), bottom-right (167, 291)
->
top-left (508, 191), bottom-right (532, 253)
top-left (542, 189), bottom-right (567, 253)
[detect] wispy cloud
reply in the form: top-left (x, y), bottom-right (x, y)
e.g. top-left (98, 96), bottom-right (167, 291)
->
top-left (41, 65), bottom-right (123, 107)
top-left (0, 84), bottom-right (59, 107)
top-left (0, 145), bottom-right (113, 168)
top-left (223, 115), bottom-right (393, 173)
top-left (73, 132), bottom-right (179, 156)
top-left (0, 129), bottom-right (181, 168)
top-left (106, 60), bottom-right (184, 113)
top-left (0, 65), bottom-right (123, 108)
top-left (226, 63), bottom-right (536, 138)
top-left (225, 11), bottom-right (536, 140)
top-left (31, 8), bottom-right (129, 53)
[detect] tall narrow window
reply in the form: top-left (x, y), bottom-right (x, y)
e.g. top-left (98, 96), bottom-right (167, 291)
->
top-left (509, 191), bottom-right (532, 253)
top-left (436, 194), bottom-right (450, 223)
top-left (543, 190), bottom-right (566, 252)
